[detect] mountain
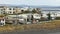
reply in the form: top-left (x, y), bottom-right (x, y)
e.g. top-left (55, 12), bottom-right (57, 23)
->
top-left (0, 4), bottom-right (60, 8)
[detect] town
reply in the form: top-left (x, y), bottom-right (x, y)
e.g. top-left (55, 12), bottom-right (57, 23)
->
top-left (0, 6), bottom-right (60, 26)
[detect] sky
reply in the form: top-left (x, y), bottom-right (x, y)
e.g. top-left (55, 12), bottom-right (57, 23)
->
top-left (0, 0), bottom-right (60, 6)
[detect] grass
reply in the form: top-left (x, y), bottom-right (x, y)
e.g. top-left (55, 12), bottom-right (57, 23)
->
top-left (0, 20), bottom-right (60, 32)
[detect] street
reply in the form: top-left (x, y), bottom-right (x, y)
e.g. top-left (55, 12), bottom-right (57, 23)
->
top-left (0, 29), bottom-right (60, 34)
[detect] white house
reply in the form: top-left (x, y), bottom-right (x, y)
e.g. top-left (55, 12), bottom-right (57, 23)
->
top-left (0, 16), bottom-right (5, 26)
top-left (41, 7), bottom-right (60, 19)
top-left (33, 13), bottom-right (41, 19)
top-left (0, 6), bottom-right (6, 14)
top-left (21, 7), bottom-right (29, 12)
top-left (0, 8), bottom-right (4, 14)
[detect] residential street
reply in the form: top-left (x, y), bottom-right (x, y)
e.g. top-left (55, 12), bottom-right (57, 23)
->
top-left (0, 29), bottom-right (60, 34)
top-left (0, 31), bottom-right (60, 34)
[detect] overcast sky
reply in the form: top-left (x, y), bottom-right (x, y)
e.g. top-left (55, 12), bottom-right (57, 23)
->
top-left (0, 0), bottom-right (60, 6)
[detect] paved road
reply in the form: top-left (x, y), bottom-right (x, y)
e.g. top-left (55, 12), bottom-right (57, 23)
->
top-left (0, 31), bottom-right (60, 34)
top-left (49, 32), bottom-right (60, 34)
top-left (0, 29), bottom-right (60, 34)
top-left (0, 30), bottom-right (48, 34)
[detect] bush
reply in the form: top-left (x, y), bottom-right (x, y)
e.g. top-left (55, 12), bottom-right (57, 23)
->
top-left (55, 17), bottom-right (60, 20)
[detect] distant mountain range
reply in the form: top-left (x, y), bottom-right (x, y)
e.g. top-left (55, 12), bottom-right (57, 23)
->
top-left (0, 4), bottom-right (60, 8)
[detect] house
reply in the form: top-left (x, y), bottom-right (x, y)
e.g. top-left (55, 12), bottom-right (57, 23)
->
top-left (33, 13), bottom-right (41, 20)
top-left (5, 15), bottom-right (19, 24)
top-left (18, 14), bottom-right (28, 24)
top-left (41, 12), bottom-right (56, 20)
top-left (20, 7), bottom-right (29, 13)
top-left (55, 12), bottom-right (60, 17)
top-left (5, 6), bottom-right (14, 14)
top-left (4, 6), bottom-right (22, 14)
top-left (41, 7), bottom-right (60, 20)
top-left (0, 6), bottom-right (6, 14)
top-left (18, 13), bottom-right (41, 24)
top-left (18, 15), bottom-right (27, 24)
top-left (41, 7), bottom-right (60, 16)
top-left (0, 16), bottom-right (5, 26)
top-left (13, 7), bottom-right (22, 14)
top-left (21, 7), bottom-right (29, 11)
top-left (6, 14), bottom-right (28, 24)
top-left (0, 8), bottom-right (4, 14)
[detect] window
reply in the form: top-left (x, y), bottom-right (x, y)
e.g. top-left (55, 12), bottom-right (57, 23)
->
top-left (1, 9), bottom-right (3, 11)
top-left (13, 12), bottom-right (16, 14)
top-left (21, 10), bottom-right (24, 11)
top-left (13, 21), bottom-right (15, 23)
top-left (6, 17), bottom-right (8, 19)
top-left (9, 12), bottom-right (11, 13)
top-left (1, 12), bottom-right (3, 14)
top-left (2, 19), bottom-right (4, 21)
top-left (3, 11), bottom-right (5, 14)
top-left (3, 9), bottom-right (5, 10)
top-left (13, 8), bottom-right (15, 10)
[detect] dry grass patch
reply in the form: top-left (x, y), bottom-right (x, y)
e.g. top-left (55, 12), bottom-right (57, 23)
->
top-left (0, 20), bottom-right (60, 32)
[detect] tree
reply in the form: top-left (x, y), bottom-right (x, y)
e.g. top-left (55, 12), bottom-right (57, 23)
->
top-left (47, 12), bottom-right (51, 20)
top-left (32, 9), bottom-right (37, 13)
top-left (24, 10), bottom-right (29, 13)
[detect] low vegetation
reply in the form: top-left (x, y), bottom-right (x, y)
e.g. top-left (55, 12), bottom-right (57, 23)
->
top-left (0, 20), bottom-right (60, 32)
top-left (55, 17), bottom-right (60, 20)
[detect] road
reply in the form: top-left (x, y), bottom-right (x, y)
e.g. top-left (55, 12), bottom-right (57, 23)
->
top-left (0, 29), bottom-right (60, 34)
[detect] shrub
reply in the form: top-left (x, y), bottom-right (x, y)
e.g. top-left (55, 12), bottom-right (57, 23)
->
top-left (55, 17), bottom-right (60, 20)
